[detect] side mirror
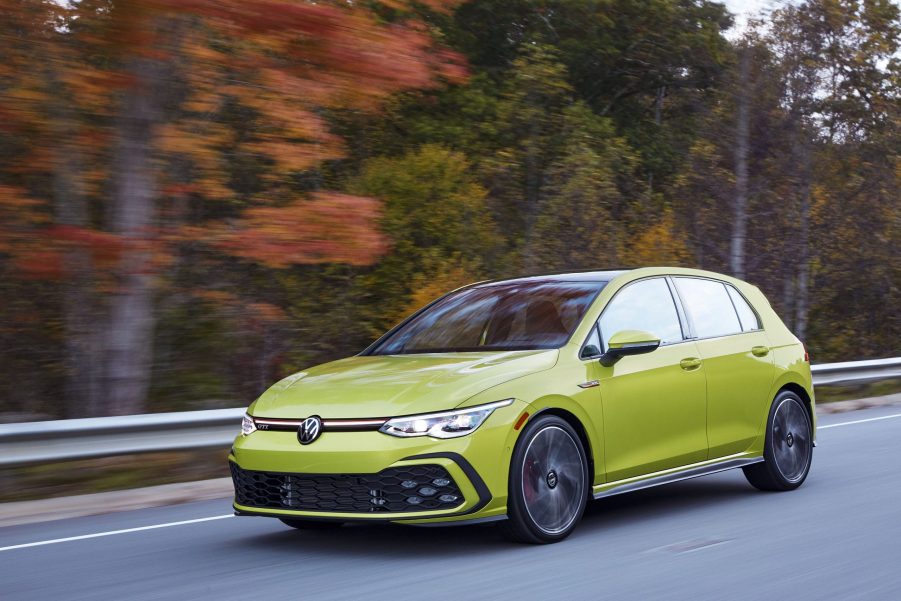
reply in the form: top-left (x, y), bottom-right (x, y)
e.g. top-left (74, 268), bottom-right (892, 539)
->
top-left (599, 330), bottom-right (661, 367)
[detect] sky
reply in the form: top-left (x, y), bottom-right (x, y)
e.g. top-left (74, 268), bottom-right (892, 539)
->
top-left (724, 0), bottom-right (776, 14)
top-left (723, 0), bottom-right (785, 34)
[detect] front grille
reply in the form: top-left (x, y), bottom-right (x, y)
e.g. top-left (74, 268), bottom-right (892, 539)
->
top-left (230, 463), bottom-right (464, 513)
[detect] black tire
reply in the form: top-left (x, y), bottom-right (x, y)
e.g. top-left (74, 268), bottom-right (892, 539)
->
top-left (501, 415), bottom-right (589, 544)
top-left (278, 518), bottom-right (344, 530)
top-left (743, 390), bottom-right (813, 491)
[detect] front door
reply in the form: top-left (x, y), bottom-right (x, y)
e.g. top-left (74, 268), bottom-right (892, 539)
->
top-left (594, 277), bottom-right (709, 482)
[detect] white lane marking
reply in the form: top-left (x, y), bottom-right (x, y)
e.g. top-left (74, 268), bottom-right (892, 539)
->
top-left (819, 412), bottom-right (901, 430)
top-left (0, 514), bottom-right (233, 552)
top-left (648, 537), bottom-right (732, 555)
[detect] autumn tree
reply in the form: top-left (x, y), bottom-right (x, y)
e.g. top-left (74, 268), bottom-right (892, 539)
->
top-left (0, 0), bottom-right (465, 416)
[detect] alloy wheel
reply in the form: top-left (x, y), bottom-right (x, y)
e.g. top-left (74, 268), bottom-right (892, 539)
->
top-left (521, 425), bottom-right (586, 535)
top-left (771, 397), bottom-right (812, 483)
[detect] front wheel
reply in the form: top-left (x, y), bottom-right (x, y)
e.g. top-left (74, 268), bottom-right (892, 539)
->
top-left (502, 415), bottom-right (589, 544)
top-left (743, 391), bottom-right (813, 491)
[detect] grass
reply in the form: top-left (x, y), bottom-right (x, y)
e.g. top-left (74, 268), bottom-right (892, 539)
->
top-left (0, 449), bottom-right (230, 504)
top-left (815, 378), bottom-right (901, 403)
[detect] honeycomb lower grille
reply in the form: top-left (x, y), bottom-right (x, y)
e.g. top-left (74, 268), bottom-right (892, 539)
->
top-left (230, 463), bottom-right (463, 513)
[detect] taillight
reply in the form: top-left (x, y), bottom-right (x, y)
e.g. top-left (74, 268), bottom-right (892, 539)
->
top-left (803, 344), bottom-right (810, 362)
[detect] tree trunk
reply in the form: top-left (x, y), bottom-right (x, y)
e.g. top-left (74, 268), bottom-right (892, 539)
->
top-left (648, 85), bottom-right (665, 195)
top-left (792, 120), bottom-right (812, 343)
top-left (49, 69), bottom-right (104, 418)
top-left (730, 49), bottom-right (750, 280)
top-left (54, 138), bottom-right (105, 417)
top-left (781, 268), bottom-right (796, 332)
top-left (522, 117), bottom-right (542, 271)
top-left (795, 182), bottom-right (811, 341)
top-left (103, 55), bottom-right (167, 416)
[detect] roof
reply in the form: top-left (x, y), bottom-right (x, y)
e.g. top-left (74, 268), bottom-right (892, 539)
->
top-left (472, 266), bottom-right (756, 290)
top-left (473, 269), bottom-right (633, 287)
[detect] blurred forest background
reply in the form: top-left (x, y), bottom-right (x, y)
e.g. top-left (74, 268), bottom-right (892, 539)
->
top-left (0, 0), bottom-right (898, 420)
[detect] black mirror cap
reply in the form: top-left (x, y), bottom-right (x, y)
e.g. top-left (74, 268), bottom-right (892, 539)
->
top-left (598, 340), bottom-right (661, 367)
top-left (598, 351), bottom-right (621, 367)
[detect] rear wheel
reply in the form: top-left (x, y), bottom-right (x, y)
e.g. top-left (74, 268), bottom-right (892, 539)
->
top-left (278, 518), bottom-right (344, 530)
top-left (502, 415), bottom-right (589, 544)
top-left (743, 391), bottom-right (813, 491)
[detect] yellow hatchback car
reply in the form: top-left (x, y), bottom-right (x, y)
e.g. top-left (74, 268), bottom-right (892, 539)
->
top-left (231, 267), bottom-right (815, 543)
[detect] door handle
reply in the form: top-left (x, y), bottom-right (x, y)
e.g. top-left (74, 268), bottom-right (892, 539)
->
top-left (680, 357), bottom-right (702, 370)
top-left (751, 346), bottom-right (770, 357)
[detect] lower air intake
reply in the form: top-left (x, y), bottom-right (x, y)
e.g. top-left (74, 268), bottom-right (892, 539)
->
top-left (230, 463), bottom-right (463, 513)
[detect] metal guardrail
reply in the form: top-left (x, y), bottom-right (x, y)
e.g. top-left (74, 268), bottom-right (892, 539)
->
top-left (810, 357), bottom-right (901, 386)
top-left (1, 358), bottom-right (898, 468)
top-left (0, 408), bottom-right (244, 468)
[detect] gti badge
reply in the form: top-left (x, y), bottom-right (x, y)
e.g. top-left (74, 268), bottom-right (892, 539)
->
top-left (297, 416), bottom-right (322, 445)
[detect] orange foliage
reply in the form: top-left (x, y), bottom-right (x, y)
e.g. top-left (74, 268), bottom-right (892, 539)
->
top-left (0, 0), bottom-right (468, 280)
top-left (620, 211), bottom-right (692, 266)
top-left (402, 263), bottom-right (478, 320)
top-left (0, 185), bottom-right (46, 255)
top-left (211, 193), bottom-right (389, 268)
top-left (14, 250), bottom-right (64, 280)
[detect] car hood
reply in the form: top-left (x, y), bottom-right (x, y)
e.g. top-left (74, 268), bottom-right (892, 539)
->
top-left (250, 350), bottom-right (558, 419)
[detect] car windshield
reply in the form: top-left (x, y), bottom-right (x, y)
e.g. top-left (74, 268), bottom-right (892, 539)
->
top-left (371, 280), bottom-right (606, 355)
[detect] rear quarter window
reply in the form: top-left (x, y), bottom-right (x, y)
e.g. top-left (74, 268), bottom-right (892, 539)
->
top-left (726, 285), bottom-right (761, 332)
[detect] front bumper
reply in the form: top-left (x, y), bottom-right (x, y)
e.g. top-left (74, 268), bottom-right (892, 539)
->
top-left (229, 400), bottom-right (526, 524)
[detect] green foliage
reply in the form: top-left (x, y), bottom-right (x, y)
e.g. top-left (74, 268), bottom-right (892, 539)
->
top-left (350, 145), bottom-right (497, 332)
top-left (530, 103), bottom-right (638, 270)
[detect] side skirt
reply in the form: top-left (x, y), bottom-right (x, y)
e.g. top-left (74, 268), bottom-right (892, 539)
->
top-left (593, 455), bottom-right (764, 500)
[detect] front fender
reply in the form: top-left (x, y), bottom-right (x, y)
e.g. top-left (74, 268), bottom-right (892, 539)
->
top-left (520, 394), bottom-right (604, 485)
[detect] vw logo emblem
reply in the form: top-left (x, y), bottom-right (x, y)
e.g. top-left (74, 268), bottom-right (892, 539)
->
top-left (297, 416), bottom-right (322, 445)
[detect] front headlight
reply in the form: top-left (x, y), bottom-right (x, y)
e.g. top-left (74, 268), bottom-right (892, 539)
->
top-left (379, 399), bottom-right (514, 439)
top-left (241, 413), bottom-right (257, 436)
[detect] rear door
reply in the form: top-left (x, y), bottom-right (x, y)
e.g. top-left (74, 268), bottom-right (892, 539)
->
top-left (672, 277), bottom-right (775, 458)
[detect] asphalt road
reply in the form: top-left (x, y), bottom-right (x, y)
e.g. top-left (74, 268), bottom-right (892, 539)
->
top-left (3, 405), bottom-right (901, 601)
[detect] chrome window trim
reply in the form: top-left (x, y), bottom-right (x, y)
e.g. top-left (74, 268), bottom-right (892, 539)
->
top-left (580, 275), bottom-right (687, 359)
top-left (671, 275), bottom-right (765, 342)
top-left (724, 282), bottom-right (763, 332)
top-left (598, 276), bottom-right (685, 351)
top-left (577, 273), bottom-right (768, 362)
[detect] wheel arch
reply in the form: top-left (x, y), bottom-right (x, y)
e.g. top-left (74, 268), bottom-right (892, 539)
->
top-left (752, 374), bottom-right (817, 453)
top-left (776, 382), bottom-right (816, 442)
top-left (779, 382), bottom-right (813, 418)
top-left (528, 406), bottom-right (597, 487)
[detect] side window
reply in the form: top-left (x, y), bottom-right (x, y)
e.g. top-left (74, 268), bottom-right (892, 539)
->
top-left (581, 325), bottom-right (601, 358)
top-left (598, 278), bottom-right (683, 348)
top-left (726, 285), bottom-right (760, 332)
top-left (674, 278), bottom-right (742, 338)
